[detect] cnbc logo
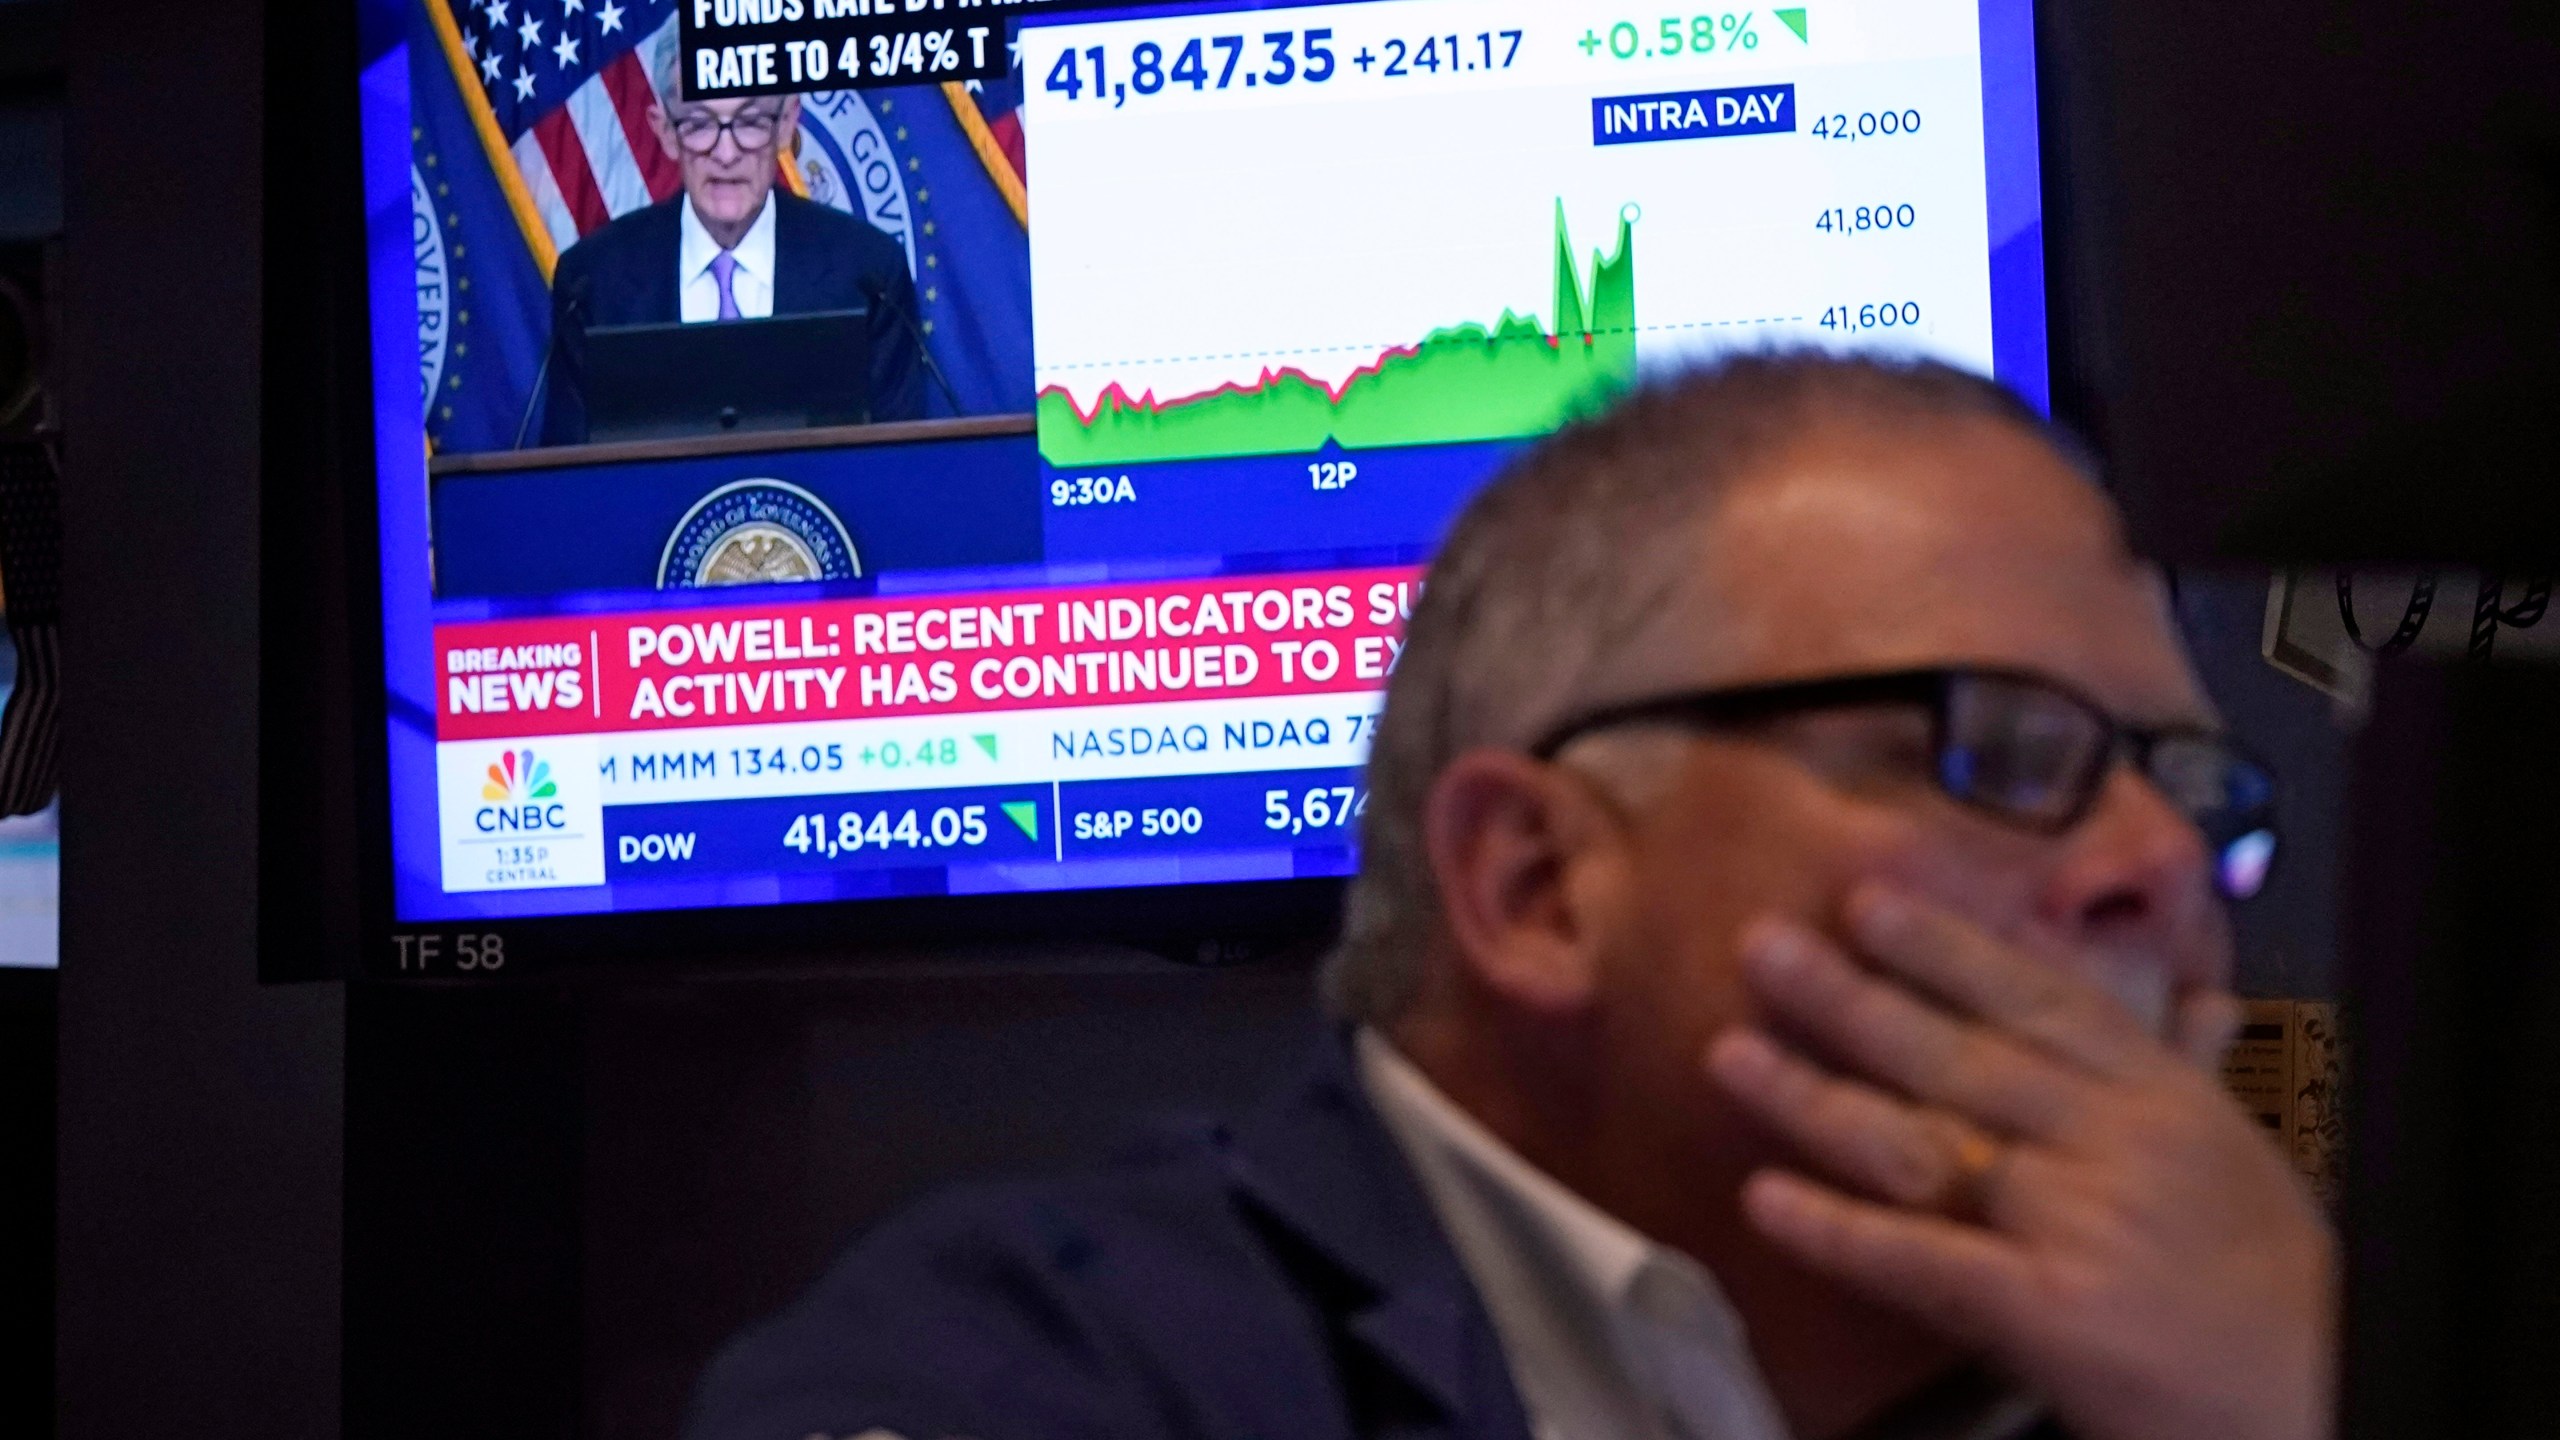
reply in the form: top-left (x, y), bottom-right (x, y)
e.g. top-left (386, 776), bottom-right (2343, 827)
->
top-left (475, 748), bottom-right (568, 833)
top-left (438, 737), bottom-right (603, 893)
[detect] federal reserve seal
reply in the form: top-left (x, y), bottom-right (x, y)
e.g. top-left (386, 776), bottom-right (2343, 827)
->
top-left (657, 479), bottom-right (863, 589)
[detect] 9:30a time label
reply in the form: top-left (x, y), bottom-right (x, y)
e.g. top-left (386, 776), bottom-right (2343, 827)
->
top-left (1051, 473), bottom-right (1137, 507)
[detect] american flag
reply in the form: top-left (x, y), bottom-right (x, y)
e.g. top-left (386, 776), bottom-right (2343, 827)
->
top-left (442, 0), bottom-right (688, 255)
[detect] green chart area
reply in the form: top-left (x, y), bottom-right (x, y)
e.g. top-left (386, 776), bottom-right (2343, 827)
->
top-left (1037, 202), bottom-right (1638, 468)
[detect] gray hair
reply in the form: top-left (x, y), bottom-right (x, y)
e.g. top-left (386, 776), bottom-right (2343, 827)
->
top-left (652, 32), bottom-right (795, 113)
top-left (1324, 350), bottom-right (2072, 1023)
top-left (649, 27), bottom-right (683, 109)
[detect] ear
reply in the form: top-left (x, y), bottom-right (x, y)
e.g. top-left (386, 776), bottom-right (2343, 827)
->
top-left (1421, 748), bottom-right (1634, 1015)
top-left (646, 103), bottom-right (680, 163)
top-left (777, 95), bottom-right (803, 154)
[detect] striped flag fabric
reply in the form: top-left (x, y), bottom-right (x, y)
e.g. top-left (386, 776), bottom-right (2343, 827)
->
top-left (440, 0), bottom-right (683, 260)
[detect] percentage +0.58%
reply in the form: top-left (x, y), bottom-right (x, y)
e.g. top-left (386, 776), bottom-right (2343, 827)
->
top-left (1576, 9), bottom-right (1813, 60)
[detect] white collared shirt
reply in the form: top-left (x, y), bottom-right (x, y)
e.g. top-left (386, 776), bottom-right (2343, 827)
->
top-left (678, 194), bottom-right (777, 323)
top-left (1357, 1030), bottom-right (1795, 1440)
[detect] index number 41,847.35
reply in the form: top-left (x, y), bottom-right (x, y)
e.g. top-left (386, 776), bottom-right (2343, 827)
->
top-left (1043, 28), bottom-right (1522, 107)
top-left (1047, 30), bottom-right (1339, 106)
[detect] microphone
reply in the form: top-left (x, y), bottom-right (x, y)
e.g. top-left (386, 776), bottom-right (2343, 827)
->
top-left (866, 279), bottom-right (965, 420)
top-left (515, 272), bottom-right (589, 450)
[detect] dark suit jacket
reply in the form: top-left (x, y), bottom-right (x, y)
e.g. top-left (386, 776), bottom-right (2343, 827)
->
top-left (538, 193), bottom-right (924, 445)
top-left (683, 1030), bottom-right (2071, 1440)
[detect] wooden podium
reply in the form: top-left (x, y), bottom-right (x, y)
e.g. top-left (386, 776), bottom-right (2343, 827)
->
top-left (426, 412), bottom-right (1037, 477)
top-left (425, 414), bottom-right (1046, 596)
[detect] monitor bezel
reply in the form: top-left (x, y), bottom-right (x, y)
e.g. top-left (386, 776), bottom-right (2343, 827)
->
top-left (262, 0), bottom-right (2090, 984)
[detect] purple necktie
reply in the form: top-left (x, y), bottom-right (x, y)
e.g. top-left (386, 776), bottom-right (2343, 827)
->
top-left (709, 250), bottom-right (741, 321)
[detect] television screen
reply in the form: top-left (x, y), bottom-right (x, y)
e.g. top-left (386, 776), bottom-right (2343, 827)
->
top-left (360, 0), bottom-right (2048, 932)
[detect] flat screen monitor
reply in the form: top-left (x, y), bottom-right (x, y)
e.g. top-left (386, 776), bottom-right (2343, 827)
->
top-left (347, 0), bottom-right (2053, 971)
top-left (584, 308), bottom-right (873, 442)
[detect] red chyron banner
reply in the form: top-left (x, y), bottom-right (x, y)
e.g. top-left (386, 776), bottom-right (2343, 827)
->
top-left (436, 566), bottom-right (1424, 741)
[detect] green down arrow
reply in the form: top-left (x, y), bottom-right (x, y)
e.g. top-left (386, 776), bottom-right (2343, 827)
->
top-left (1001, 801), bottom-right (1041, 841)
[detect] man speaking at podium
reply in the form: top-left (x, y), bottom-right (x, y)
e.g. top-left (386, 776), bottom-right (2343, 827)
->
top-left (537, 49), bottom-right (925, 446)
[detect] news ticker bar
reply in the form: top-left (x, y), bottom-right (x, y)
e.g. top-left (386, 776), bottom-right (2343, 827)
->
top-left (433, 565), bottom-right (1420, 742)
top-left (605, 766), bottom-right (1369, 879)
top-left (435, 691), bottom-right (1384, 891)
top-left (588, 692), bottom-right (1381, 800)
top-left (442, 752), bottom-right (1368, 892)
top-left (679, 0), bottom-right (1114, 99)
top-left (444, 692), bottom-right (1383, 810)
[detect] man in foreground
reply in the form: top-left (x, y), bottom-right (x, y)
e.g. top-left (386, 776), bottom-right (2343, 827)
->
top-left (687, 354), bottom-right (2336, 1440)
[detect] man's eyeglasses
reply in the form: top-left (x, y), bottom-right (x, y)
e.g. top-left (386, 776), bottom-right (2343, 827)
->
top-left (670, 108), bottom-right (781, 155)
top-left (1528, 667), bottom-right (2280, 901)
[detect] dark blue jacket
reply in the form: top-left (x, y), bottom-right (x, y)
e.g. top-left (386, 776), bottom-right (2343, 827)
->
top-left (540, 193), bottom-right (924, 445)
top-left (684, 1032), bottom-right (2060, 1440)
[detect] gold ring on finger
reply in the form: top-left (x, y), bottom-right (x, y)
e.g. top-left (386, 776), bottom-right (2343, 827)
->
top-left (1943, 1130), bottom-right (2009, 1219)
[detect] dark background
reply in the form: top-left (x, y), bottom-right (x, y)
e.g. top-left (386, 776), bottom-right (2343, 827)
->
top-left (2032, 0), bottom-right (2560, 563)
top-left (53, 0), bottom-right (346, 1431)
top-left (38, 0), bottom-right (2554, 1437)
top-left (383, 964), bottom-right (1327, 1438)
top-left (0, 0), bottom-right (58, 1431)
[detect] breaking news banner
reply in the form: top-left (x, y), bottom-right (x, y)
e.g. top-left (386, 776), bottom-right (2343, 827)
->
top-left (435, 566), bottom-right (1422, 741)
top-left (679, 0), bottom-right (1082, 98)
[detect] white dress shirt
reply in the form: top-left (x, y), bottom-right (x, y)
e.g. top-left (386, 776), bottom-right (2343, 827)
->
top-left (1357, 1032), bottom-right (2050, 1440)
top-left (1358, 1030), bottom-right (1796, 1440)
top-left (678, 194), bottom-right (777, 322)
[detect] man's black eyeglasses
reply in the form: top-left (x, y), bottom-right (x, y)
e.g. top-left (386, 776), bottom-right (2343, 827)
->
top-left (670, 108), bottom-right (782, 155)
top-left (1528, 667), bottom-right (2279, 900)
